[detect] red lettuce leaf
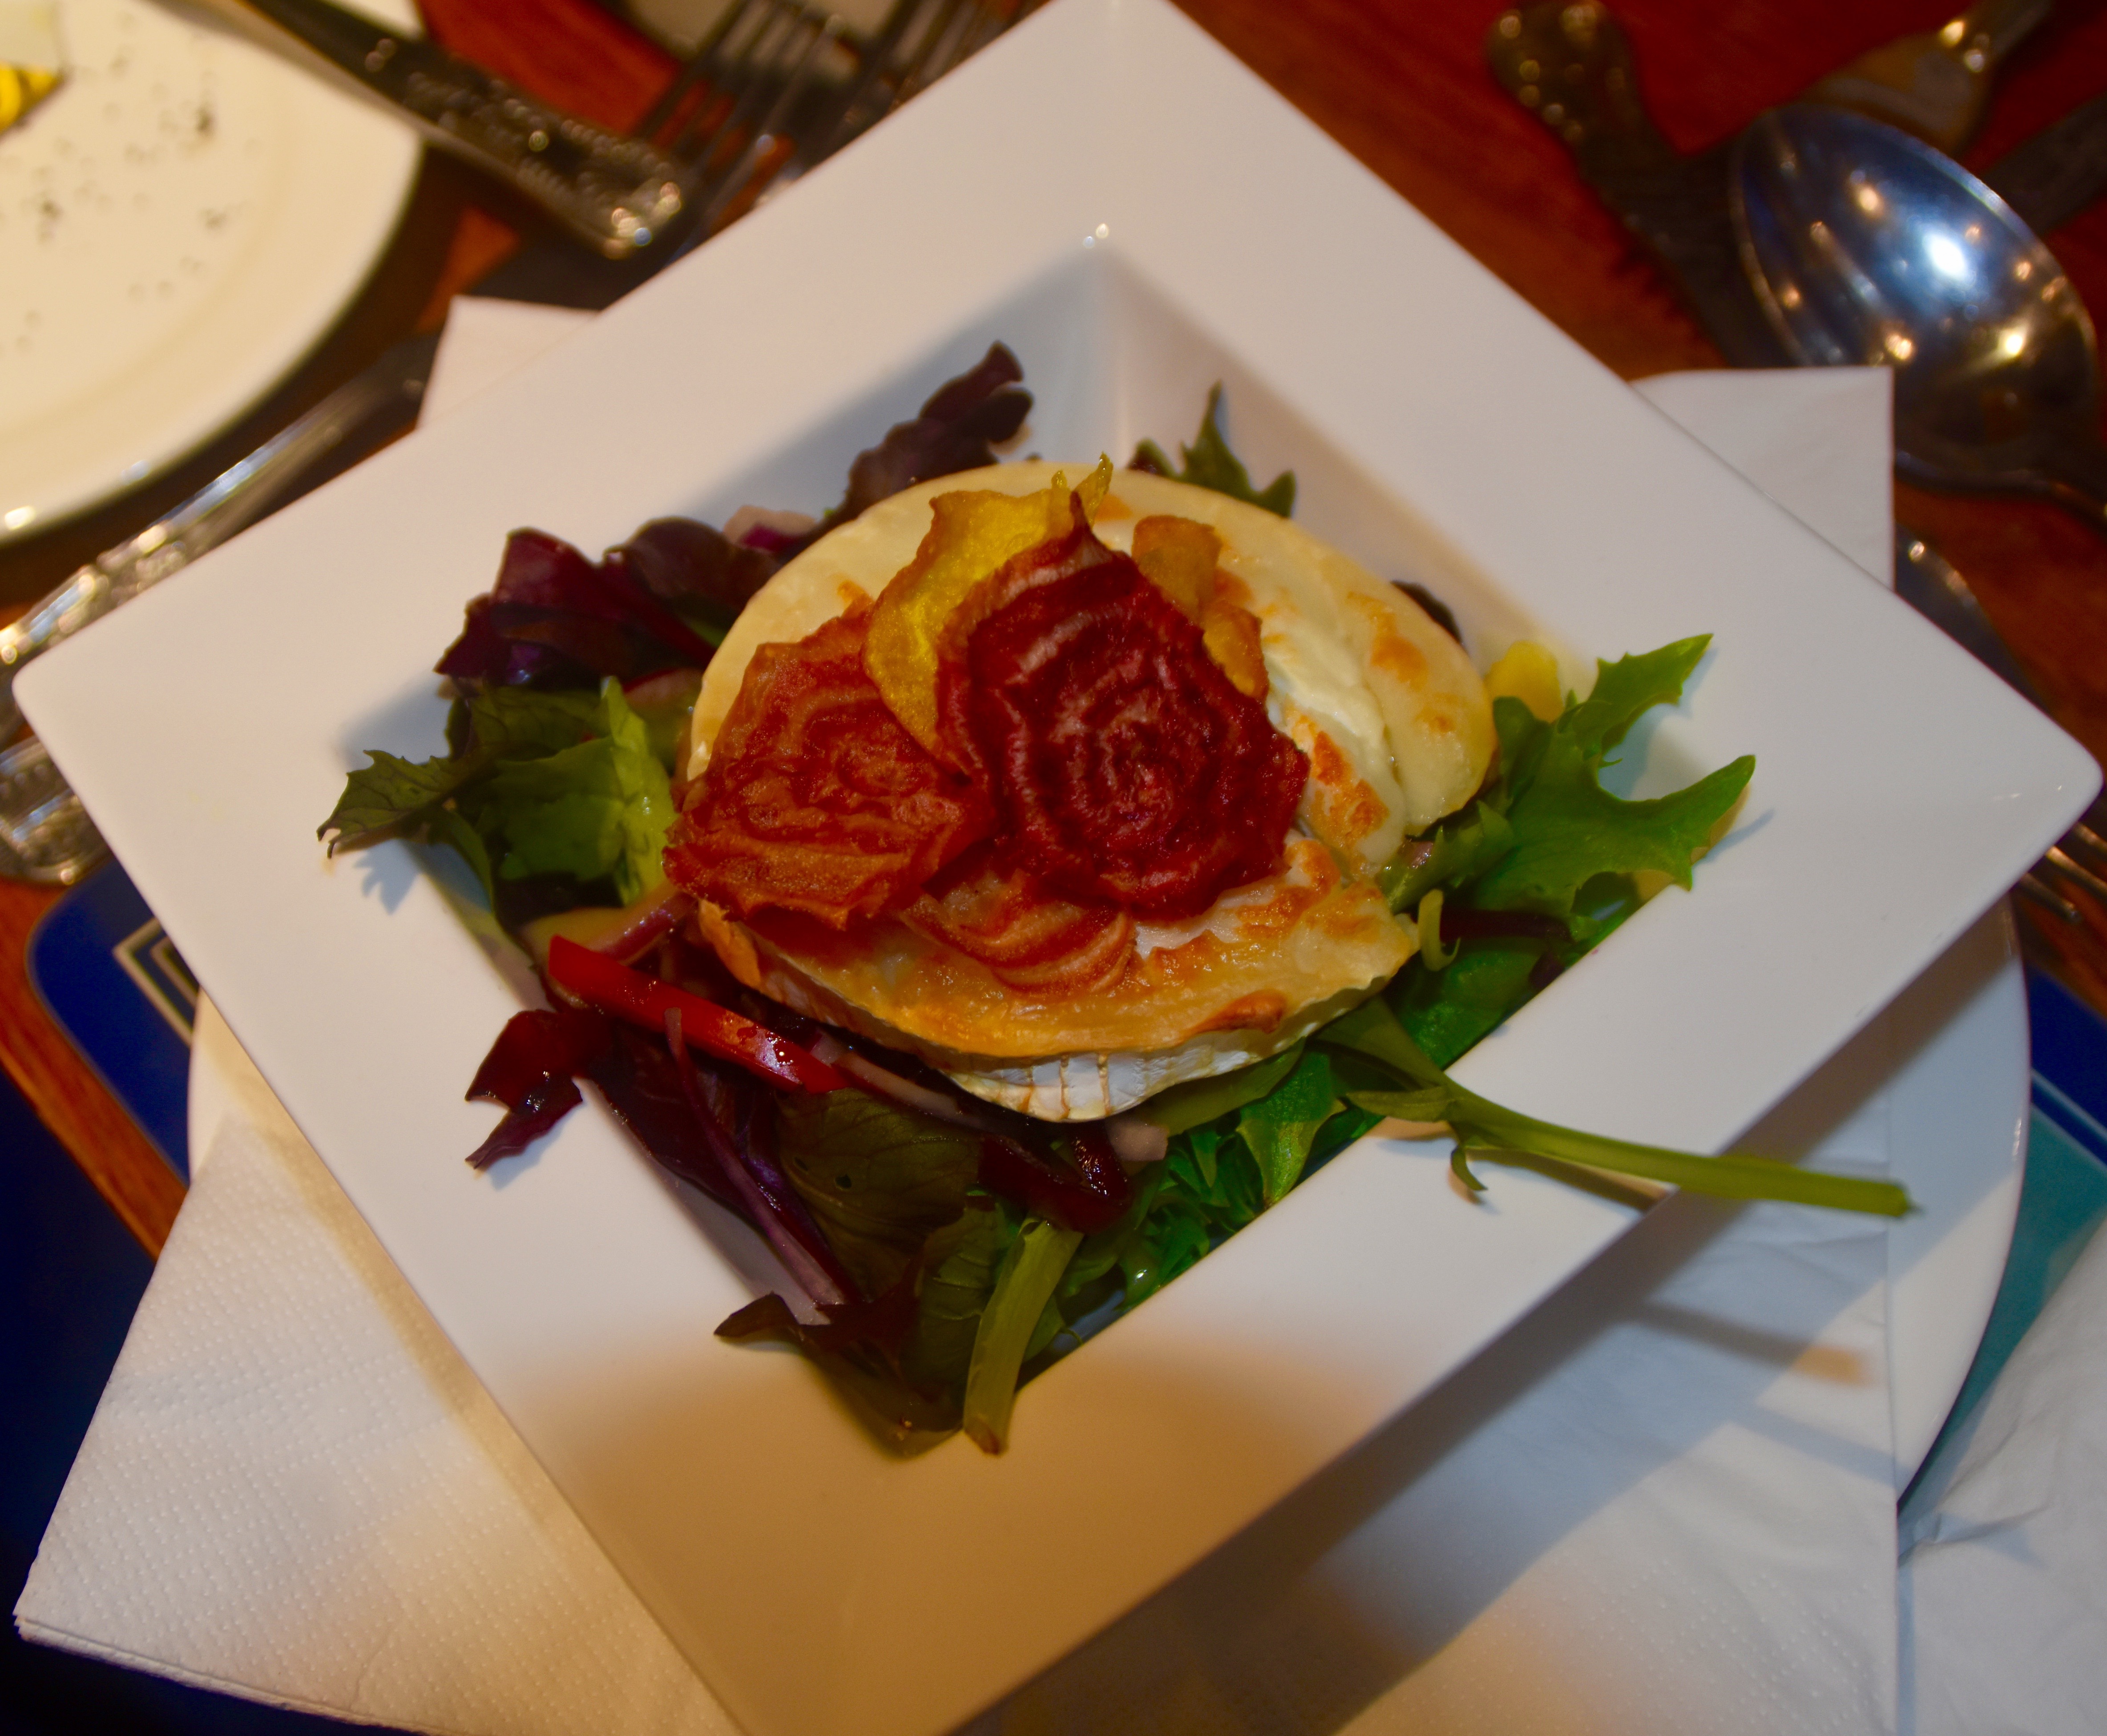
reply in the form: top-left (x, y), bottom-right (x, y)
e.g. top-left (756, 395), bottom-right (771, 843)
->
top-left (437, 529), bottom-right (720, 692)
top-left (797, 343), bottom-right (1032, 548)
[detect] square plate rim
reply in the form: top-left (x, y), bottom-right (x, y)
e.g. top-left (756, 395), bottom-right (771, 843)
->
top-left (18, 0), bottom-right (2099, 1732)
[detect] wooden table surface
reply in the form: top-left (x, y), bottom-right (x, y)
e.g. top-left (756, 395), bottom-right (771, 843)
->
top-left (5, 0), bottom-right (2106, 1253)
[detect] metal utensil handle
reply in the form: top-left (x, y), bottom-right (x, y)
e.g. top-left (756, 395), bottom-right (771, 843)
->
top-left (2036, 427), bottom-right (2107, 532)
top-left (0, 333), bottom-right (436, 740)
top-left (1954, 0), bottom-right (2056, 66)
top-left (1984, 91), bottom-right (2107, 237)
top-left (1486, 4), bottom-right (1788, 366)
top-left (242, 0), bottom-right (685, 258)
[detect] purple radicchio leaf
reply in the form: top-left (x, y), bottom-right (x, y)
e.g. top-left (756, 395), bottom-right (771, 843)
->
top-left (794, 342), bottom-right (1033, 550)
top-left (436, 529), bottom-right (718, 692)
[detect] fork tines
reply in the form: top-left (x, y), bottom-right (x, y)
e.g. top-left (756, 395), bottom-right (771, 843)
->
top-left (640, 0), bottom-right (1028, 242)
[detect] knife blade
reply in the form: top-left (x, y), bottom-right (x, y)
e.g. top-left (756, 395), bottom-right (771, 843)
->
top-left (1893, 524), bottom-right (2045, 704)
top-left (1486, 4), bottom-right (1790, 366)
top-left (0, 331), bottom-right (439, 745)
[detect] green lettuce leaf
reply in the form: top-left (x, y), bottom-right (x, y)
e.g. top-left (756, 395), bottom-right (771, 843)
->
top-left (318, 750), bottom-right (486, 851)
top-left (775, 1089), bottom-right (985, 1302)
top-left (1379, 804), bottom-right (1513, 913)
top-left (1316, 997), bottom-right (1910, 1216)
top-left (1471, 638), bottom-right (1754, 916)
top-left (317, 685), bottom-right (656, 901)
top-left (900, 1198), bottom-right (1016, 1398)
top-left (1373, 634), bottom-right (1754, 1063)
top-left (1393, 939), bottom-right (1545, 1069)
top-left (1134, 1043), bottom-right (1304, 1133)
top-left (463, 687), bottom-right (603, 759)
top-left (1237, 1050), bottom-right (1342, 1205)
top-left (464, 683), bottom-right (674, 904)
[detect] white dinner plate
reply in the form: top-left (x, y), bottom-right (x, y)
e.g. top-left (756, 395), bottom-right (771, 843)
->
top-left (20, 0), bottom-right (2095, 1731)
top-left (0, 0), bottom-right (420, 538)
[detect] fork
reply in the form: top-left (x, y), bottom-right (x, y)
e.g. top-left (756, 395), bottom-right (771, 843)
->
top-left (638, 0), bottom-right (1026, 246)
top-left (0, 0), bottom-right (1024, 885)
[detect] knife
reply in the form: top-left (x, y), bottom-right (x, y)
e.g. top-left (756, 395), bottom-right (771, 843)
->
top-left (1983, 91), bottom-right (2107, 236)
top-left (1486, 4), bottom-right (1790, 367)
top-left (0, 331), bottom-right (439, 747)
top-left (238, 0), bottom-right (686, 259)
top-left (1893, 525), bottom-right (2045, 703)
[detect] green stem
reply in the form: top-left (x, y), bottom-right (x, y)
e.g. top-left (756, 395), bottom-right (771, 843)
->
top-left (1319, 999), bottom-right (1911, 1219)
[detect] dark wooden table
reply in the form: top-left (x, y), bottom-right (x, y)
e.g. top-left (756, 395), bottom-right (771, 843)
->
top-left (6, 0), bottom-right (2106, 1252)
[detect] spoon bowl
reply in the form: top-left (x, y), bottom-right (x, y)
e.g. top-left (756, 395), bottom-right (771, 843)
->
top-left (1731, 103), bottom-right (2107, 528)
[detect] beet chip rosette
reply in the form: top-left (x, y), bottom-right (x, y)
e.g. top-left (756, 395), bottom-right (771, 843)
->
top-left (934, 516), bottom-right (1306, 918)
top-left (667, 608), bottom-right (991, 927)
top-left (670, 459), bottom-right (1495, 1120)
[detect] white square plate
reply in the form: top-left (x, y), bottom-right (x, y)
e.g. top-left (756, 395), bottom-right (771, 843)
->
top-left (20, 1), bottom-right (2097, 1732)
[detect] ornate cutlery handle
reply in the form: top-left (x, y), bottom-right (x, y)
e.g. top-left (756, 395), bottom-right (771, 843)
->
top-left (1986, 92), bottom-right (2107, 237)
top-left (1486, 4), bottom-right (1787, 366)
top-left (242, 0), bottom-right (686, 258)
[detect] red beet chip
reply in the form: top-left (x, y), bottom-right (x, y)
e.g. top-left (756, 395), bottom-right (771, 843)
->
top-left (945, 528), bottom-right (1306, 919)
top-left (669, 610), bottom-right (993, 927)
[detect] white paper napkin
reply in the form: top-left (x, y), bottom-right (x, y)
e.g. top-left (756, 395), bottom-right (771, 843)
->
top-left (1899, 1216), bottom-right (2107, 1736)
top-left (19, 317), bottom-right (1913, 1734)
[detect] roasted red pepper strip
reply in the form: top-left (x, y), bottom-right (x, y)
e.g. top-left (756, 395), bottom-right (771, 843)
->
top-left (546, 935), bottom-right (847, 1093)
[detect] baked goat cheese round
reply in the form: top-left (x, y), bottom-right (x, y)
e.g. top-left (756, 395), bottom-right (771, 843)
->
top-left (677, 462), bottom-right (1494, 1118)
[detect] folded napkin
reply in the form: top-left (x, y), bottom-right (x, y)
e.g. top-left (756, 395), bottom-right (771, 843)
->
top-left (1899, 1203), bottom-right (2107, 1736)
top-left (19, 316), bottom-right (1915, 1733)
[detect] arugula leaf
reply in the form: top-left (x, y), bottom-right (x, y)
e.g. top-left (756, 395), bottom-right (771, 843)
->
top-left (1470, 637), bottom-right (1755, 917)
top-left (1563, 636), bottom-right (1715, 758)
top-left (1368, 634), bottom-right (1754, 1071)
top-left (1132, 385), bottom-right (1296, 517)
top-left (1473, 703), bottom-right (1753, 914)
top-left (318, 750), bottom-right (487, 852)
top-left (1237, 1050), bottom-right (1342, 1205)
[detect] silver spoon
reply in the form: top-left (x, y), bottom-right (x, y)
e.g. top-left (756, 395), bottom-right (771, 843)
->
top-left (1730, 102), bottom-right (2107, 529)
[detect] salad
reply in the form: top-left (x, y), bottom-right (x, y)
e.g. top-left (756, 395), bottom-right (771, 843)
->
top-left (321, 347), bottom-right (1907, 1456)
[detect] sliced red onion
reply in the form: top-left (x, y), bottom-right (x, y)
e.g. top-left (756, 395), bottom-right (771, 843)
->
top-left (807, 1033), bottom-right (997, 1131)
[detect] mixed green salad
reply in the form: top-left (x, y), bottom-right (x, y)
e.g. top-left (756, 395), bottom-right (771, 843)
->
top-left (321, 350), bottom-right (1907, 1456)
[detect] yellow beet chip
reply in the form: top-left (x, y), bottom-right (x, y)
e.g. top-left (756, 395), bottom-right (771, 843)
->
top-left (1201, 600), bottom-right (1268, 701)
top-left (864, 455), bottom-right (1113, 759)
top-left (1131, 514), bottom-right (1220, 621)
